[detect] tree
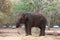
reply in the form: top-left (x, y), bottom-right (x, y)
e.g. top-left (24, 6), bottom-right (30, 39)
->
top-left (12, 0), bottom-right (60, 29)
top-left (0, 0), bottom-right (13, 25)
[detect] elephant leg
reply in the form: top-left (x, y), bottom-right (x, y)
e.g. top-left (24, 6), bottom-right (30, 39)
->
top-left (28, 26), bottom-right (32, 35)
top-left (25, 26), bottom-right (29, 36)
top-left (39, 27), bottom-right (45, 36)
top-left (25, 24), bottom-right (32, 36)
top-left (16, 22), bottom-right (20, 28)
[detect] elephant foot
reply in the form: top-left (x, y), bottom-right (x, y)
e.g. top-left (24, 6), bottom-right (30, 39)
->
top-left (39, 34), bottom-right (45, 36)
top-left (39, 35), bottom-right (45, 36)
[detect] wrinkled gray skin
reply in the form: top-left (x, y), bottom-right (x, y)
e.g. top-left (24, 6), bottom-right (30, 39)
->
top-left (16, 12), bottom-right (47, 36)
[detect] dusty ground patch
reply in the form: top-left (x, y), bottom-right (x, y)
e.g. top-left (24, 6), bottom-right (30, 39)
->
top-left (0, 28), bottom-right (59, 40)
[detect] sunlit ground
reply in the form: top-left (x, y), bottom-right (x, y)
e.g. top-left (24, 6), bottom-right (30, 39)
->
top-left (0, 28), bottom-right (59, 40)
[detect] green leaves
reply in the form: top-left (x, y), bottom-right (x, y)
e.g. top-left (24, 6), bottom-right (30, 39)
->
top-left (47, 6), bottom-right (56, 12)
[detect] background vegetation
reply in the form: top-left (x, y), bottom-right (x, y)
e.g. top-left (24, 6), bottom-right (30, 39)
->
top-left (0, 0), bottom-right (60, 28)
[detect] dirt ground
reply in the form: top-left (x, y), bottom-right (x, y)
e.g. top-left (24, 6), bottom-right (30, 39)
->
top-left (0, 28), bottom-right (60, 40)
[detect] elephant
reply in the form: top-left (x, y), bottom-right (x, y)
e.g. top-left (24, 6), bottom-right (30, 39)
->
top-left (16, 12), bottom-right (47, 36)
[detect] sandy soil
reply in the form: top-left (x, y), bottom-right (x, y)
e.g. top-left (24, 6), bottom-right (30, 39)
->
top-left (0, 28), bottom-right (59, 40)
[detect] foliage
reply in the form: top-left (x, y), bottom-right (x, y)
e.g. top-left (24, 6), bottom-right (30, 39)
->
top-left (0, 0), bottom-right (12, 13)
top-left (0, 0), bottom-right (13, 25)
top-left (12, 0), bottom-right (60, 27)
top-left (0, 0), bottom-right (60, 27)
